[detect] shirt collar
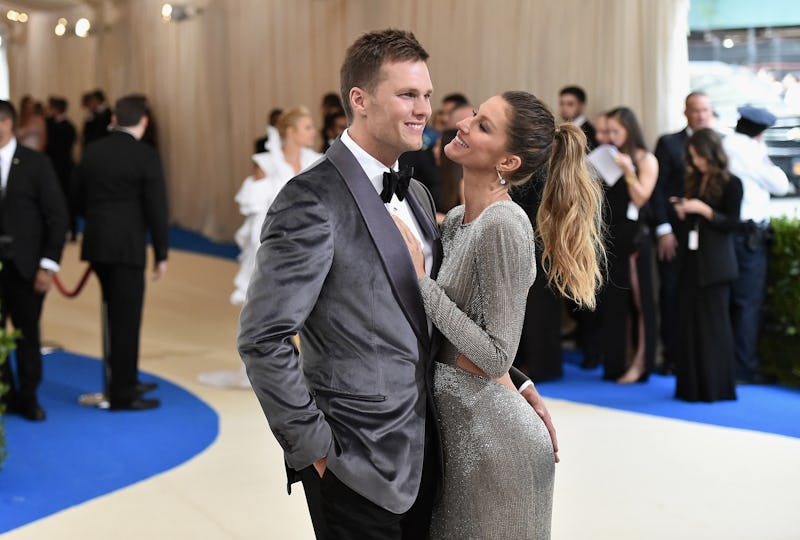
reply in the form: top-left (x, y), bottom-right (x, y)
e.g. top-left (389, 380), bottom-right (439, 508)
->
top-left (340, 129), bottom-right (399, 194)
top-left (571, 115), bottom-right (587, 127)
top-left (0, 136), bottom-right (17, 163)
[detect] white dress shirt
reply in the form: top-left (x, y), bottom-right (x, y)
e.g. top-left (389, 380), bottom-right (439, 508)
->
top-left (340, 129), bottom-right (434, 276)
top-left (0, 136), bottom-right (60, 272)
top-left (570, 115), bottom-right (587, 128)
top-left (0, 136), bottom-right (16, 192)
top-left (723, 131), bottom-right (791, 223)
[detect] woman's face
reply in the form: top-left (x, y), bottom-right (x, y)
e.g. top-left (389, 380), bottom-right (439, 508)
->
top-left (687, 144), bottom-right (709, 174)
top-left (444, 95), bottom-right (512, 174)
top-left (287, 115), bottom-right (316, 148)
top-left (607, 116), bottom-right (628, 149)
top-left (595, 115), bottom-right (610, 145)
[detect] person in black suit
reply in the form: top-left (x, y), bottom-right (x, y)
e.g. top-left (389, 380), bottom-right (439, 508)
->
top-left (671, 128), bottom-right (742, 402)
top-left (558, 86), bottom-right (597, 149)
top-left (45, 97), bottom-right (77, 240)
top-left (0, 100), bottom-right (68, 421)
top-left (511, 168), bottom-right (564, 382)
top-left (81, 89), bottom-right (112, 148)
top-left (253, 108), bottom-right (283, 154)
top-left (73, 95), bottom-right (168, 411)
top-left (652, 92), bottom-right (713, 373)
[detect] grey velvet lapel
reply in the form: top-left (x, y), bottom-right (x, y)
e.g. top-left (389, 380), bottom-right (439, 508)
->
top-left (326, 139), bottom-right (430, 348)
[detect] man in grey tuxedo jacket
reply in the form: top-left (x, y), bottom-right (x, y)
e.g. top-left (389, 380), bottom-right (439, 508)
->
top-left (238, 29), bottom-right (548, 539)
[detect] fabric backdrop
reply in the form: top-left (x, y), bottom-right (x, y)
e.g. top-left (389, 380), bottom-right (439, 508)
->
top-left (2, 0), bottom-right (689, 241)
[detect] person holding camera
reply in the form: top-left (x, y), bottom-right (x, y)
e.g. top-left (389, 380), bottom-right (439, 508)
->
top-left (671, 128), bottom-right (742, 402)
top-left (0, 99), bottom-right (68, 421)
top-left (722, 106), bottom-right (791, 385)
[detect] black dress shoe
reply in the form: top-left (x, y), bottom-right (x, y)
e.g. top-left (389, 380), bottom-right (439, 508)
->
top-left (16, 400), bottom-right (47, 421)
top-left (109, 398), bottom-right (160, 411)
top-left (136, 382), bottom-right (158, 395)
top-left (580, 353), bottom-right (602, 370)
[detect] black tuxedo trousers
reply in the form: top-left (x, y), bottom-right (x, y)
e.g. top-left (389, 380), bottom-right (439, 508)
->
top-left (0, 262), bottom-right (45, 402)
top-left (92, 263), bottom-right (144, 405)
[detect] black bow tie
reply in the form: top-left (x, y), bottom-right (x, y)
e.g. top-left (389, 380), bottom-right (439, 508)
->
top-left (381, 166), bottom-right (414, 204)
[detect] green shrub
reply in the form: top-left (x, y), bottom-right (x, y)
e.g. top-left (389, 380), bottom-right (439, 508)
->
top-left (760, 217), bottom-right (800, 387)
top-left (0, 307), bottom-right (17, 467)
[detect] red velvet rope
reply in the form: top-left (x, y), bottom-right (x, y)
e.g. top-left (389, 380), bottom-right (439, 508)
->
top-left (52, 266), bottom-right (93, 298)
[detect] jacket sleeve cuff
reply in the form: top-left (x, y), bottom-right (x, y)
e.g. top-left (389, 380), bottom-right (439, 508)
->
top-left (656, 223), bottom-right (673, 237)
top-left (39, 258), bottom-right (60, 273)
top-left (282, 417), bottom-right (334, 471)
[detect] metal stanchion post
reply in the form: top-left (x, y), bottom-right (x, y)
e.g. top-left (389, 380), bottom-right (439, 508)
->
top-left (78, 300), bottom-right (110, 408)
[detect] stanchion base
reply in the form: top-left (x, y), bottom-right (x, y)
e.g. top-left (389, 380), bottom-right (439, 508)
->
top-left (78, 392), bottom-right (110, 409)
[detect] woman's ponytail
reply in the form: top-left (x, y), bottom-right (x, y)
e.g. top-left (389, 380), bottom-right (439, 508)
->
top-left (536, 123), bottom-right (605, 309)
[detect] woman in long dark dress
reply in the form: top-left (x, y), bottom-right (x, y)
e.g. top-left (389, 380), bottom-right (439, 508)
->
top-left (595, 107), bottom-right (658, 382)
top-left (672, 128), bottom-right (742, 402)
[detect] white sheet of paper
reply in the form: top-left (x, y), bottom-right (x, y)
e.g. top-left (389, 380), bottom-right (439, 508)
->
top-left (587, 144), bottom-right (624, 186)
top-left (626, 201), bottom-right (639, 221)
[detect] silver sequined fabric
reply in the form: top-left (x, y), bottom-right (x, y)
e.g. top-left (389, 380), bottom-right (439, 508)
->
top-left (419, 201), bottom-right (555, 540)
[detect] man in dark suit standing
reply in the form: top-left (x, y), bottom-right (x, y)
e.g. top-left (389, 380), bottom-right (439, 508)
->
top-left (0, 100), bottom-right (68, 421)
top-left (81, 89), bottom-right (112, 149)
top-left (45, 97), bottom-right (77, 240)
top-left (559, 86), bottom-right (597, 149)
top-left (238, 29), bottom-right (552, 539)
top-left (74, 95), bottom-right (168, 411)
top-left (652, 92), bottom-right (713, 372)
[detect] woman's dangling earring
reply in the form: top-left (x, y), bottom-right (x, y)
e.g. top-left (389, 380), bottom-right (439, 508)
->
top-left (496, 169), bottom-right (507, 185)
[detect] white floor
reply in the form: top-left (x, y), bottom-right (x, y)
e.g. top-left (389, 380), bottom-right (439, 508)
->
top-left (3, 244), bottom-right (799, 540)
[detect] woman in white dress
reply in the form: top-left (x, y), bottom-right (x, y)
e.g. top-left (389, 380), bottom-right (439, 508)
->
top-left (230, 106), bottom-right (323, 304)
top-left (201, 107), bottom-right (322, 389)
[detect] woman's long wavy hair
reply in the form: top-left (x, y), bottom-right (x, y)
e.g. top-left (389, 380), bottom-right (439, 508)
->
top-left (502, 91), bottom-right (605, 309)
top-left (685, 128), bottom-right (730, 200)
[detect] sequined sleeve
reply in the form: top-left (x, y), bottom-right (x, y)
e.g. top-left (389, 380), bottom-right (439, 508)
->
top-left (418, 205), bottom-right (536, 378)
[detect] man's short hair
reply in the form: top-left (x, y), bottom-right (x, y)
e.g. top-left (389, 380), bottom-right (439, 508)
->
top-left (49, 96), bottom-right (69, 114)
top-left (340, 29), bottom-right (429, 121)
top-left (0, 100), bottom-right (17, 126)
top-left (442, 93), bottom-right (469, 108)
top-left (559, 86), bottom-right (587, 103)
top-left (114, 95), bottom-right (148, 127)
top-left (268, 108), bottom-right (283, 127)
top-left (321, 92), bottom-right (343, 111)
top-left (685, 91), bottom-right (709, 109)
top-left (92, 89), bottom-right (106, 103)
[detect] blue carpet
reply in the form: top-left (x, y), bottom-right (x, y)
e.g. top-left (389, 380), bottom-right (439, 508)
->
top-left (167, 226), bottom-right (239, 260)
top-left (0, 351), bottom-right (219, 533)
top-left (537, 351), bottom-right (800, 439)
top-left (165, 225), bottom-right (800, 439)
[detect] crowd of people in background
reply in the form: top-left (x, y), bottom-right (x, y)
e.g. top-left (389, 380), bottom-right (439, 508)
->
top-left (236, 85), bottom-right (793, 405)
top-left (1, 76), bottom-right (792, 421)
top-left (1, 91), bottom-right (167, 420)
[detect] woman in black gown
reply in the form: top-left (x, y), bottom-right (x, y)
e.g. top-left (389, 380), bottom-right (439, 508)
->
top-left (594, 107), bottom-right (658, 383)
top-left (672, 128), bottom-right (742, 402)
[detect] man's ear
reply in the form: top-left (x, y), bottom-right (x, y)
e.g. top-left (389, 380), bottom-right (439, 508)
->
top-left (349, 87), bottom-right (368, 118)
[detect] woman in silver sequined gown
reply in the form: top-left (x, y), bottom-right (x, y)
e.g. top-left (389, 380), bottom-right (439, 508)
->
top-left (395, 92), bottom-right (604, 539)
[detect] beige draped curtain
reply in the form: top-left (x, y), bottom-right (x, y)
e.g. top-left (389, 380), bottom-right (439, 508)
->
top-left (3, 0), bottom-right (689, 241)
